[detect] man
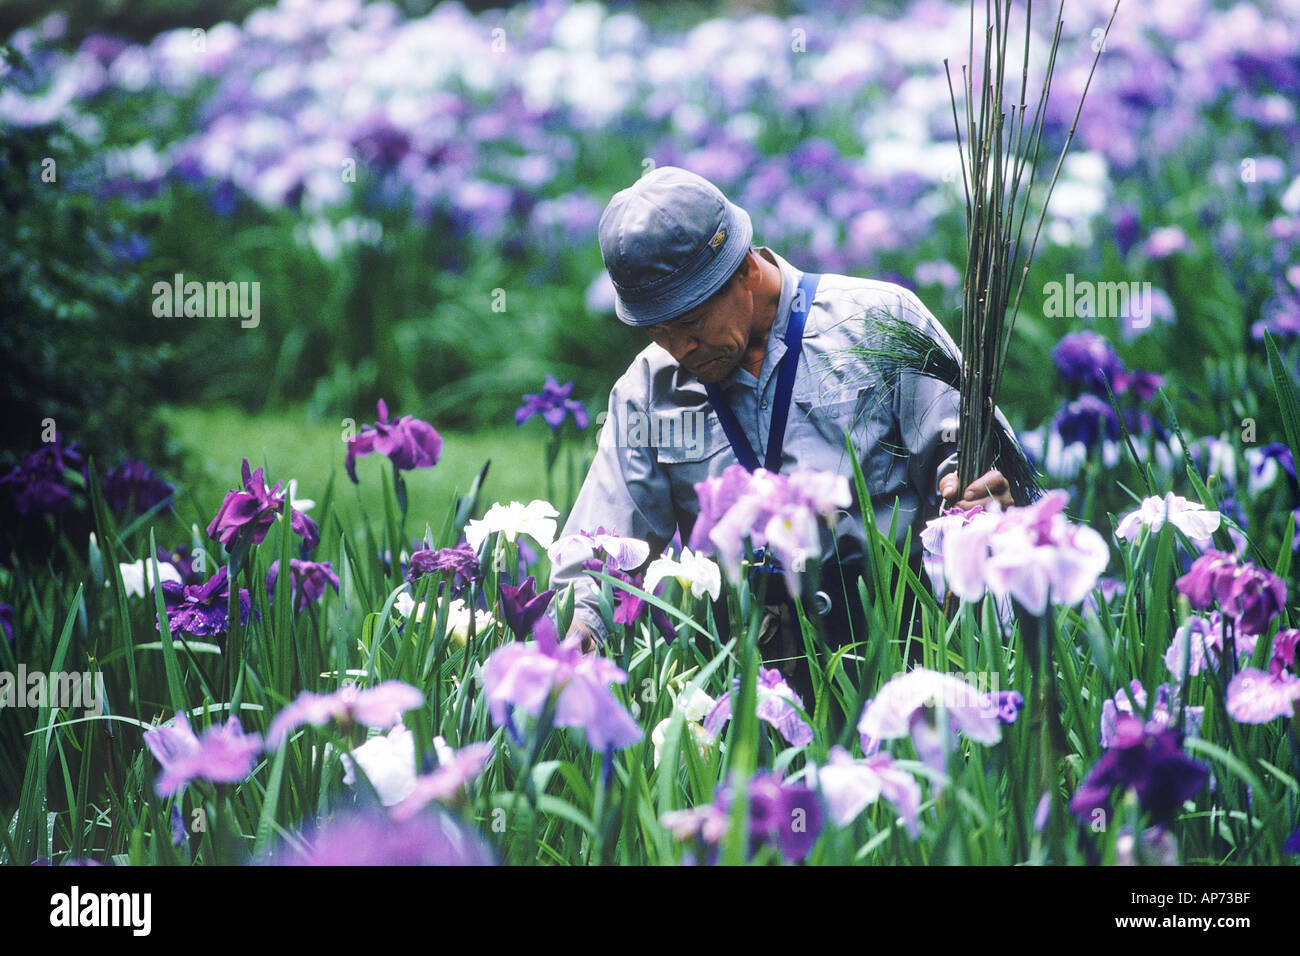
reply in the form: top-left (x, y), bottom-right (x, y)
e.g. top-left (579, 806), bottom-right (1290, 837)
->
top-left (550, 165), bottom-right (1013, 657)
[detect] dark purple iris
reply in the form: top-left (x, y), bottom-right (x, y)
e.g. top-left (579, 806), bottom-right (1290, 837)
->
top-left (207, 459), bottom-right (319, 552)
top-left (266, 559), bottom-right (340, 611)
top-left (1176, 551), bottom-right (1286, 634)
top-left (1271, 629), bottom-right (1299, 676)
top-left (685, 772), bottom-right (824, 863)
top-left (582, 558), bottom-right (676, 643)
top-left (1069, 716), bottom-right (1208, 827)
top-left (1052, 394), bottom-right (1121, 447)
top-left (407, 543), bottom-right (480, 590)
top-left (159, 567), bottom-right (251, 637)
top-left (101, 459), bottom-right (174, 516)
top-left (1111, 203), bottom-right (1141, 258)
top-left (1258, 442), bottom-right (1296, 484)
top-left (170, 804), bottom-right (187, 847)
top-left (1175, 550), bottom-right (1240, 610)
top-left (1051, 331), bottom-right (1125, 395)
top-left (1224, 564), bottom-right (1287, 635)
top-left (744, 772), bottom-right (824, 862)
top-left (1113, 369), bottom-right (1165, 402)
top-left (1286, 827), bottom-right (1300, 855)
top-left (0, 603), bottom-right (12, 646)
top-left (0, 437), bottom-right (86, 517)
top-left (515, 375), bottom-right (589, 431)
top-left (345, 399), bottom-right (442, 484)
top-left (499, 576), bottom-right (555, 637)
top-left (994, 691), bottom-right (1025, 724)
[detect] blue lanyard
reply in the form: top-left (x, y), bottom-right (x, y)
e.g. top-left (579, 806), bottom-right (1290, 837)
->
top-left (704, 272), bottom-right (821, 474)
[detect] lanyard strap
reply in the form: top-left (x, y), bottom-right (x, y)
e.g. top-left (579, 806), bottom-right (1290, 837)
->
top-left (704, 272), bottom-right (821, 474)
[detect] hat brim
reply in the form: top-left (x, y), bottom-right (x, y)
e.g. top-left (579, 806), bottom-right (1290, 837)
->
top-left (612, 202), bottom-right (754, 327)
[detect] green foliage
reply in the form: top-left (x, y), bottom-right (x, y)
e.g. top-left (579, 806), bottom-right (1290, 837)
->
top-left (0, 48), bottom-right (171, 466)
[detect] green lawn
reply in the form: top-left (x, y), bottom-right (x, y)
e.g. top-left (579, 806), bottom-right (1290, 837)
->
top-left (158, 404), bottom-right (572, 544)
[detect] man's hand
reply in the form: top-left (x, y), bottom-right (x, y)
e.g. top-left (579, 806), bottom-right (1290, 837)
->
top-left (939, 468), bottom-right (1015, 511)
top-left (567, 620), bottom-right (600, 654)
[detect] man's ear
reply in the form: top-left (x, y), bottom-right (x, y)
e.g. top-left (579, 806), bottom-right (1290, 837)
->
top-left (735, 249), bottom-right (760, 287)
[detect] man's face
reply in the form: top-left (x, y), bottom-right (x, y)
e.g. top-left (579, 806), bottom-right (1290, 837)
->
top-left (642, 258), bottom-right (756, 383)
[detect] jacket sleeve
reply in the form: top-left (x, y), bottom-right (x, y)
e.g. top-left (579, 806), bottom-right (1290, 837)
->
top-left (547, 370), bottom-right (678, 645)
top-left (892, 288), bottom-right (1018, 521)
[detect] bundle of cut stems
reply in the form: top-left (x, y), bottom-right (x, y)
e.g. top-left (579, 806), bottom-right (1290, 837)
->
top-left (946, 0), bottom-right (1119, 497)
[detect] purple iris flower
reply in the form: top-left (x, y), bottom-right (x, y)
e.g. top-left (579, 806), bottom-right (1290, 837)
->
top-left (266, 808), bottom-right (494, 866)
top-left (407, 543), bottom-right (480, 589)
top-left (858, 669), bottom-right (1016, 778)
top-left (688, 465), bottom-right (850, 595)
top-left (815, 746), bottom-right (922, 838)
top-left (207, 459), bottom-right (319, 552)
top-left (0, 604), bottom-right (12, 646)
top-left (1100, 681), bottom-right (1203, 748)
top-left (143, 711), bottom-right (263, 798)
top-left (1224, 564), bottom-right (1288, 634)
top-left (689, 465), bottom-right (755, 552)
top-left (101, 459), bottom-right (173, 515)
top-left (663, 771), bottom-right (823, 863)
top-left (499, 576), bottom-right (555, 637)
top-left (266, 559), bottom-right (340, 611)
top-left (1266, 443), bottom-right (1297, 480)
top-left (1250, 293), bottom-right (1300, 341)
top-left (390, 741), bottom-right (494, 821)
top-left (994, 691), bottom-right (1026, 724)
top-left (1223, 629), bottom-right (1300, 723)
top-left (170, 804), bottom-right (187, 847)
top-left (1069, 716), bottom-right (1208, 827)
top-left (1225, 668), bottom-right (1300, 724)
top-left (1176, 551), bottom-right (1287, 634)
top-left (703, 666), bottom-right (813, 747)
top-left (345, 399), bottom-right (443, 484)
top-left (1051, 331), bottom-right (1125, 395)
top-left (1165, 612), bottom-right (1259, 678)
top-left (574, 553), bottom-right (677, 644)
top-left (1111, 203), bottom-right (1141, 257)
top-left (267, 681), bottom-right (425, 748)
top-left (481, 621), bottom-right (642, 753)
top-left (515, 374), bottom-right (589, 431)
top-left (1271, 629), bottom-right (1299, 675)
top-left (1052, 394), bottom-right (1121, 448)
top-left (1253, 442), bottom-right (1296, 490)
top-left (1175, 550), bottom-right (1240, 609)
top-left (549, 527), bottom-right (650, 572)
top-left (159, 567), bottom-right (251, 637)
top-left (0, 436), bottom-right (86, 516)
top-left (1287, 827), bottom-right (1300, 855)
top-left (1112, 369), bottom-right (1165, 402)
top-left (1120, 287), bottom-right (1175, 341)
top-left (938, 490), bottom-right (1110, 615)
top-left (746, 771), bottom-right (824, 862)
top-left (1141, 226), bottom-right (1191, 260)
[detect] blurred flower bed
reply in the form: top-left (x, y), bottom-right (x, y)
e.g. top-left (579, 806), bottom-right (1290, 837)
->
top-left (2, 0), bottom-right (1296, 443)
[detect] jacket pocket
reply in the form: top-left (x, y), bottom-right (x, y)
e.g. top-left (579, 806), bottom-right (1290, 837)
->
top-left (653, 415), bottom-right (729, 465)
top-left (795, 386), bottom-right (895, 488)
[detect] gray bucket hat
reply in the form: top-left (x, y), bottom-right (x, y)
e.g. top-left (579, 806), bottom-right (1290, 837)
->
top-left (597, 166), bottom-right (754, 327)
